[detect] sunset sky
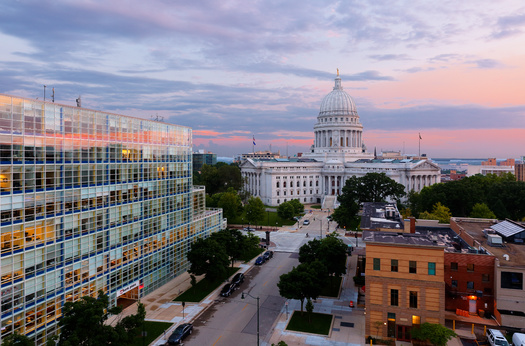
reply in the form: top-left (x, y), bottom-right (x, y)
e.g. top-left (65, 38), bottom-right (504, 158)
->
top-left (1, 1), bottom-right (524, 159)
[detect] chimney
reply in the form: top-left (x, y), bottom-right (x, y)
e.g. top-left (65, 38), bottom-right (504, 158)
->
top-left (410, 217), bottom-right (416, 233)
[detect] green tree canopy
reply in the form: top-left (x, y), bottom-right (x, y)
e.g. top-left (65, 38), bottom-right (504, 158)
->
top-left (277, 261), bottom-right (326, 314)
top-left (1, 332), bottom-right (34, 346)
top-left (194, 163), bottom-right (243, 195)
top-left (299, 235), bottom-right (347, 282)
top-left (332, 173), bottom-right (405, 229)
top-left (210, 229), bottom-right (249, 267)
top-left (57, 290), bottom-right (145, 346)
top-left (289, 199), bottom-right (305, 214)
top-left (410, 323), bottom-right (457, 346)
top-left (217, 189), bottom-right (243, 221)
top-left (408, 173), bottom-right (525, 220)
top-left (419, 202), bottom-right (452, 223)
top-left (245, 197), bottom-right (266, 226)
top-left (277, 202), bottom-right (295, 220)
top-left (470, 203), bottom-right (497, 219)
top-left (187, 238), bottom-right (230, 282)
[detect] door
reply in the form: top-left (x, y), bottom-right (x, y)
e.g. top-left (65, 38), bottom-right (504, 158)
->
top-left (469, 298), bottom-right (477, 314)
top-left (397, 325), bottom-right (411, 341)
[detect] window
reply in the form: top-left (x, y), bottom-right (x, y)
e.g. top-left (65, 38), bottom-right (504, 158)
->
top-left (409, 261), bottom-right (417, 274)
top-left (373, 258), bottom-right (380, 271)
top-left (391, 259), bottom-right (398, 272)
top-left (409, 291), bottom-right (418, 308)
top-left (467, 263), bottom-right (474, 272)
top-left (412, 315), bottom-right (421, 325)
top-left (501, 272), bottom-right (523, 290)
top-left (428, 262), bottom-right (436, 275)
top-left (390, 289), bottom-right (398, 306)
top-left (484, 287), bottom-right (492, 294)
top-left (467, 281), bottom-right (474, 290)
top-left (450, 262), bottom-right (458, 271)
top-left (451, 279), bottom-right (458, 288)
top-left (482, 274), bottom-right (490, 282)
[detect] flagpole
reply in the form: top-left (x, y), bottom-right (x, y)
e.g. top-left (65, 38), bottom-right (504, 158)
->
top-left (418, 133), bottom-right (421, 158)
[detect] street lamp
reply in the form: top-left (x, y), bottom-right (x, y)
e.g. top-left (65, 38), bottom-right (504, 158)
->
top-left (241, 292), bottom-right (260, 346)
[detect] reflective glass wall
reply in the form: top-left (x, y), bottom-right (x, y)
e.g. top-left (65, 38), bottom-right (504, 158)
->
top-left (0, 95), bottom-right (223, 344)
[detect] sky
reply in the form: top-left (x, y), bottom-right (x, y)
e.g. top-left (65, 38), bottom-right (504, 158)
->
top-left (1, 0), bottom-right (525, 159)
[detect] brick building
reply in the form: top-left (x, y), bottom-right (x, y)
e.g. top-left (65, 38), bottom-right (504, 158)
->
top-left (364, 231), bottom-right (445, 342)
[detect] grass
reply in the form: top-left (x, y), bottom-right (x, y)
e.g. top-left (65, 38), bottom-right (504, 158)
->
top-left (131, 321), bottom-right (173, 346)
top-left (173, 267), bottom-right (239, 302)
top-left (319, 275), bottom-right (342, 297)
top-left (286, 310), bottom-right (332, 335)
top-left (310, 204), bottom-right (322, 209)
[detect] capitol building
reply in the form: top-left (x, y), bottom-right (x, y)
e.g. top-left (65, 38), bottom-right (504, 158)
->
top-left (240, 73), bottom-right (441, 208)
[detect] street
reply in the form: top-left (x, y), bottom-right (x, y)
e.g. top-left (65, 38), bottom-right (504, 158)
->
top-left (184, 252), bottom-right (299, 345)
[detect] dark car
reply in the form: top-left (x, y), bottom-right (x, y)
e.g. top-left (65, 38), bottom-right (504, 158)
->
top-left (255, 256), bottom-right (265, 265)
top-left (220, 283), bottom-right (236, 297)
top-left (166, 323), bottom-right (193, 345)
top-left (243, 227), bottom-right (256, 232)
top-left (262, 251), bottom-right (273, 261)
top-left (231, 273), bottom-right (245, 287)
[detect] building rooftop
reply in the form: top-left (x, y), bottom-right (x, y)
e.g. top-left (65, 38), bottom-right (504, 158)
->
top-left (360, 202), bottom-right (404, 231)
top-left (363, 227), bottom-right (484, 255)
top-left (453, 218), bottom-right (525, 266)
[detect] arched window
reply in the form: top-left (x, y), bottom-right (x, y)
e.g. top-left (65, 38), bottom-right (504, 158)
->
top-left (303, 181), bottom-right (306, 187)
top-left (290, 181), bottom-right (294, 187)
top-left (276, 181), bottom-right (279, 188)
top-left (283, 181), bottom-right (287, 188)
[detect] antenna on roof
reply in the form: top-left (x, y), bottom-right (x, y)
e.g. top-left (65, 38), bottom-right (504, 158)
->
top-left (151, 113), bottom-right (164, 122)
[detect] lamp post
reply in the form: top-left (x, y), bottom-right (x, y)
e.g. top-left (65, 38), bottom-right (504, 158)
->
top-left (241, 292), bottom-right (260, 346)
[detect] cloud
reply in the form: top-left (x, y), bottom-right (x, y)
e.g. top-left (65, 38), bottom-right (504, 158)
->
top-left (467, 59), bottom-right (505, 69)
top-left (491, 12), bottom-right (525, 39)
top-left (368, 54), bottom-right (412, 61)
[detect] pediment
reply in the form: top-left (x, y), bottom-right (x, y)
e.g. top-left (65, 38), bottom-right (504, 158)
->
top-left (413, 160), bottom-right (440, 171)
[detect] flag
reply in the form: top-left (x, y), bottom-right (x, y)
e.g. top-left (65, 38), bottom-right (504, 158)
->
top-left (419, 133), bottom-right (422, 140)
top-left (253, 136), bottom-right (256, 146)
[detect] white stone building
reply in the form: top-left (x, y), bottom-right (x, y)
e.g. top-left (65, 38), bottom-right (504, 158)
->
top-left (240, 73), bottom-right (441, 207)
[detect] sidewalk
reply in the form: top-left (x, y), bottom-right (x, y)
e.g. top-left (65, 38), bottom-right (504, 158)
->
top-left (266, 248), bottom-right (366, 346)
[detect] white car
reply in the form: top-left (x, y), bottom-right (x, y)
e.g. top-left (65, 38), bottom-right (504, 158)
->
top-left (303, 219), bottom-right (310, 225)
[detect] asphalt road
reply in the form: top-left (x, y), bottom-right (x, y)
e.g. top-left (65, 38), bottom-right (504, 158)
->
top-left (184, 252), bottom-right (299, 346)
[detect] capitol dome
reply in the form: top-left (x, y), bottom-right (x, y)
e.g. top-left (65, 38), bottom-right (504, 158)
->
top-left (319, 74), bottom-right (358, 117)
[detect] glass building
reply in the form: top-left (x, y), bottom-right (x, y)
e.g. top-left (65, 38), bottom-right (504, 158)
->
top-left (0, 94), bottom-right (224, 344)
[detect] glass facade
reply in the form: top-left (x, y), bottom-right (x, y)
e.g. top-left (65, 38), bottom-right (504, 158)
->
top-left (0, 95), bottom-right (223, 344)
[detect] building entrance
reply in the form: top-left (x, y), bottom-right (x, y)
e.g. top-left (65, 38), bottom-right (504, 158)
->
top-left (397, 325), bottom-right (411, 342)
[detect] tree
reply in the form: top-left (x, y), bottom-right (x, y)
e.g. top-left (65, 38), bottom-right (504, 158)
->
top-left (210, 229), bottom-right (246, 267)
top-left (217, 189), bottom-right (243, 221)
top-left (277, 202), bottom-right (295, 220)
top-left (58, 290), bottom-right (145, 346)
top-left (187, 238), bottom-right (230, 282)
top-left (245, 197), bottom-right (265, 226)
top-left (1, 332), bottom-right (34, 346)
top-left (289, 199), bottom-right (304, 214)
top-left (411, 323), bottom-right (457, 346)
top-left (333, 173), bottom-right (405, 230)
top-left (305, 298), bottom-right (314, 323)
top-left (277, 261), bottom-right (326, 314)
top-left (299, 235), bottom-right (346, 286)
top-left (470, 203), bottom-right (497, 219)
top-left (419, 202), bottom-right (452, 223)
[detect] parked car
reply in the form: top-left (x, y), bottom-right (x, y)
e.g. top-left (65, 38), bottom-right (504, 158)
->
top-left (262, 251), bottom-right (273, 261)
top-left (255, 256), bottom-right (266, 265)
top-left (487, 329), bottom-right (509, 346)
top-left (231, 273), bottom-right (245, 287)
top-left (220, 283), bottom-right (236, 297)
top-left (303, 219), bottom-right (310, 225)
top-left (166, 323), bottom-right (193, 345)
top-left (243, 227), bottom-right (256, 232)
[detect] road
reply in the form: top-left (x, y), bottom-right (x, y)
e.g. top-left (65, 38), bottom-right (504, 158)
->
top-left (184, 252), bottom-right (299, 346)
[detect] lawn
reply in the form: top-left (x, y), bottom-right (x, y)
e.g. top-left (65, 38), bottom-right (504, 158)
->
top-left (286, 310), bottom-right (333, 335)
top-left (319, 276), bottom-right (342, 297)
top-left (173, 267), bottom-right (239, 302)
top-left (131, 321), bottom-right (173, 346)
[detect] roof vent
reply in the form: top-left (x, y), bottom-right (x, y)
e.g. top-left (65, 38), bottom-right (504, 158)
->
top-left (503, 254), bottom-right (509, 261)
